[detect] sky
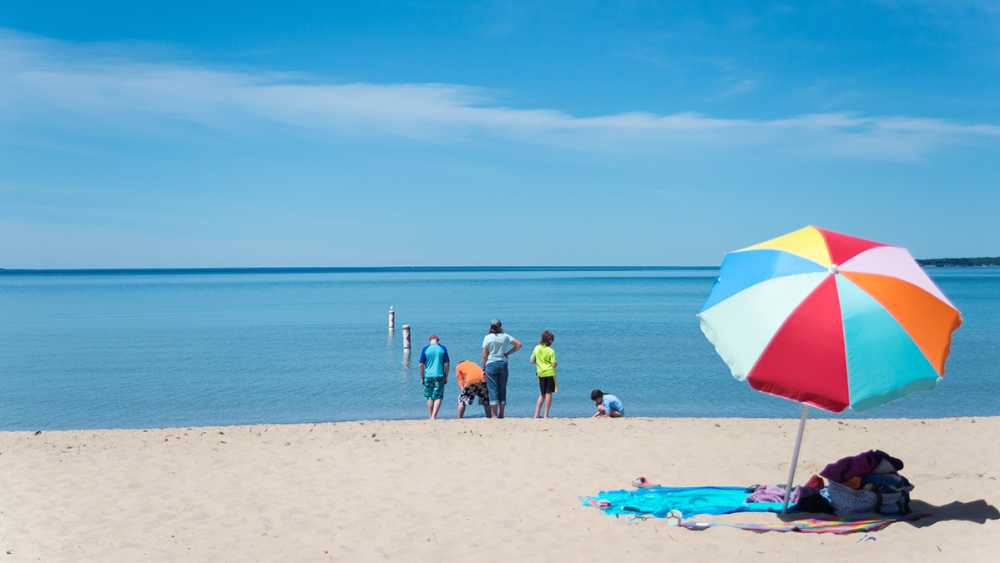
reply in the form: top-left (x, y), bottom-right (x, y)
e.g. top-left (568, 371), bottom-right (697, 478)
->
top-left (2, 1), bottom-right (1000, 268)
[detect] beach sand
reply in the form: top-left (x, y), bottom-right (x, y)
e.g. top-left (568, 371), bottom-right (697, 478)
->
top-left (2, 417), bottom-right (998, 562)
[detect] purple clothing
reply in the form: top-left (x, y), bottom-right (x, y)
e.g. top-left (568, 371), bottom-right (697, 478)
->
top-left (820, 450), bottom-right (904, 484)
top-left (747, 485), bottom-right (800, 505)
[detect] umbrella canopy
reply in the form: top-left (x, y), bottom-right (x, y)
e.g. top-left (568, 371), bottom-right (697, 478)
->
top-left (698, 225), bottom-right (962, 413)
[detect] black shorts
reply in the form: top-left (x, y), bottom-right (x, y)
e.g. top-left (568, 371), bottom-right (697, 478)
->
top-left (538, 377), bottom-right (555, 394)
top-left (458, 382), bottom-right (490, 406)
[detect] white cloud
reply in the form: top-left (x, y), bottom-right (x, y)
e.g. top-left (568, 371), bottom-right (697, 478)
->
top-left (3, 29), bottom-right (999, 160)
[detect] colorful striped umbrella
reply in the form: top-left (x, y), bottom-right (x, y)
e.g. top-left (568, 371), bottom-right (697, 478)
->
top-left (698, 225), bottom-right (962, 509)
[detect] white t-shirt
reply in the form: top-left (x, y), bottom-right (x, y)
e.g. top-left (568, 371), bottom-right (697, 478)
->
top-left (482, 333), bottom-right (515, 364)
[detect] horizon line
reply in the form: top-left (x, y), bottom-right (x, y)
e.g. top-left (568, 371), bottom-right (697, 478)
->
top-left (2, 257), bottom-right (995, 275)
top-left (0, 265), bottom-right (720, 275)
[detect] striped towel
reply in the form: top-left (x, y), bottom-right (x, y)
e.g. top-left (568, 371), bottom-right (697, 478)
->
top-left (681, 514), bottom-right (924, 534)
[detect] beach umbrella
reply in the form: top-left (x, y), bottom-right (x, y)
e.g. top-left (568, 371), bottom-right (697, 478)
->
top-left (698, 225), bottom-right (962, 511)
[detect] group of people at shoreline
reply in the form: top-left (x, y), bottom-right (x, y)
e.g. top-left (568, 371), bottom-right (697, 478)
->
top-left (418, 319), bottom-right (624, 420)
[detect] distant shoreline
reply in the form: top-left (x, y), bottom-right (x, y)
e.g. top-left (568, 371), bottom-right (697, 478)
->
top-left (917, 257), bottom-right (1000, 267)
top-left (3, 260), bottom-right (999, 274)
top-left (0, 265), bottom-right (718, 275)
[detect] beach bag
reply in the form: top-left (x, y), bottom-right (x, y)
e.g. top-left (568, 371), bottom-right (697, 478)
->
top-left (824, 481), bottom-right (878, 515)
top-left (876, 490), bottom-right (911, 515)
top-left (862, 472), bottom-right (913, 515)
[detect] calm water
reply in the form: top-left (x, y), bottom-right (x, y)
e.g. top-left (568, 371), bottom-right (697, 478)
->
top-left (2, 267), bottom-right (998, 430)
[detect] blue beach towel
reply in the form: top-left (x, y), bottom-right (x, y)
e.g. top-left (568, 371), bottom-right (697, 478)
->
top-left (583, 486), bottom-right (784, 519)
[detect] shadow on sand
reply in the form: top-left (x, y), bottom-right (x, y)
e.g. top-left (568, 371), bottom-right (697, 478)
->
top-left (905, 500), bottom-right (1000, 527)
top-left (779, 499), bottom-right (999, 527)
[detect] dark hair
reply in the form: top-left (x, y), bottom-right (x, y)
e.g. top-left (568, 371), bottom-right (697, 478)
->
top-left (539, 330), bottom-right (554, 346)
top-left (489, 321), bottom-right (503, 334)
top-left (590, 389), bottom-right (604, 402)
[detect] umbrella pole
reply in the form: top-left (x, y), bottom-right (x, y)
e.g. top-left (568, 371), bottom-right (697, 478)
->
top-left (782, 404), bottom-right (809, 513)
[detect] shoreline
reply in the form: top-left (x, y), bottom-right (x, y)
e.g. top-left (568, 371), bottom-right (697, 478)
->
top-left (3, 417), bottom-right (998, 561)
top-left (3, 414), bottom-right (996, 435)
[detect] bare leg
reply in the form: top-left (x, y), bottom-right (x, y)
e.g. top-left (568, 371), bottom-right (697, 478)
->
top-left (457, 402), bottom-right (466, 419)
top-left (427, 399), bottom-right (434, 419)
top-left (534, 395), bottom-right (543, 418)
top-left (483, 403), bottom-right (492, 418)
top-left (431, 399), bottom-right (443, 419)
top-left (544, 393), bottom-right (553, 418)
top-left (490, 404), bottom-right (500, 418)
top-left (609, 411), bottom-right (622, 418)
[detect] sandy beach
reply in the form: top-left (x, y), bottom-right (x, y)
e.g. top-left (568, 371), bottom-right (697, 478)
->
top-left (2, 417), bottom-right (998, 562)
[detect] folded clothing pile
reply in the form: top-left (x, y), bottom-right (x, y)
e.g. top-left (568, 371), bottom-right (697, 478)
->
top-left (818, 449), bottom-right (914, 516)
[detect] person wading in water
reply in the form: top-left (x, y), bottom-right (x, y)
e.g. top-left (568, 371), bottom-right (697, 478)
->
top-left (481, 320), bottom-right (522, 419)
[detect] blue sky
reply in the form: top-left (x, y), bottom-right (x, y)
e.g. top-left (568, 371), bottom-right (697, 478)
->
top-left (3, 1), bottom-right (999, 267)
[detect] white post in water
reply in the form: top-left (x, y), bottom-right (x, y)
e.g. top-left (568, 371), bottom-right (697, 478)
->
top-left (402, 324), bottom-right (411, 350)
top-left (387, 306), bottom-right (395, 331)
top-left (782, 404), bottom-right (810, 513)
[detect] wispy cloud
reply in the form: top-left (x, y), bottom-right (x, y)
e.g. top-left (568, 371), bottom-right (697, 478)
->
top-left (712, 78), bottom-right (760, 100)
top-left (3, 29), bottom-right (1000, 160)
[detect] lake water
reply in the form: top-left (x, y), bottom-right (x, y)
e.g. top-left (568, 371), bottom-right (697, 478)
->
top-left (2, 267), bottom-right (998, 430)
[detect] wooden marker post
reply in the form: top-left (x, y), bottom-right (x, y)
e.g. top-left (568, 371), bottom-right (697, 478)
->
top-left (388, 306), bottom-right (396, 331)
top-left (402, 324), bottom-right (411, 350)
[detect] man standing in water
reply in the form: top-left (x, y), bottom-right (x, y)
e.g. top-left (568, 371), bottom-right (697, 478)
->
top-left (419, 335), bottom-right (450, 420)
top-left (481, 320), bottom-right (522, 419)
